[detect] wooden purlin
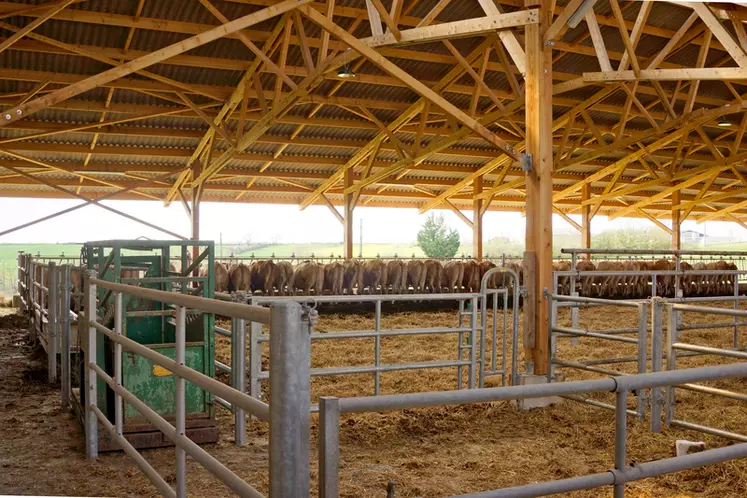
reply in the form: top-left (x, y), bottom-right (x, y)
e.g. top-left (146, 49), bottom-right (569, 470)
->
top-left (298, 36), bottom-right (495, 210)
top-left (0, 0), bottom-right (313, 126)
top-left (419, 84), bottom-right (622, 214)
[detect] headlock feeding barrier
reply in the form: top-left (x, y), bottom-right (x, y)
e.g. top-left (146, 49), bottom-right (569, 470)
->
top-left (14, 247), bottom-right (747, 497)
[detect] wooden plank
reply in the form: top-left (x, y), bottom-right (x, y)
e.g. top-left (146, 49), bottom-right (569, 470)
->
top-left (0, 0), bottom-right (76, 56)
top-left (692, 2), bottom-right (747, 68)
top-left (473, 176), bottom-right (483, 260)
top-left (544, 0), bottom-right (584, 42)
top-left (477, 0), bottom-right (526, 75)
top-left (360, 8), bottom-right (538, 47)
top-left (300, 6), bottom-right (519, 158)
top-left (684, 30), bottom-right (712, 115)
top-left (647, 12), bottom-right (699, 69)
top-left (582, 67), bottom-right (747, 82)
top-left (417, 0), bottom-right (451, 28)
top-left (609, 0), bottom-right (641, 74)
top-left (554, 208), bottom-right (581, 232)
top-left (317, 0), bottom-right (334, 66)
top-left (365, 0), bottom-right (383, 36)
top-left (0, 0), bottom-right (312, 126)
top-left (367, 0), bottom-right (401, 40)
top-left (585, 11), bottom-right (612, 72)
top-left (524, 0), bottom-right (553, 374)
top-left (617, 1), bottom-right (651, 72)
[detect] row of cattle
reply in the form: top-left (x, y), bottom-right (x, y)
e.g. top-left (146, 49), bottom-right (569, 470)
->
top-left (554, 259), bottom-right (741, 298)
top-left (209, 259), bottom-right (519, 296)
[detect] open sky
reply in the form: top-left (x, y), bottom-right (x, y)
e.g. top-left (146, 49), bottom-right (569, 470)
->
top-left (0, 198), bottom-right (744, 244)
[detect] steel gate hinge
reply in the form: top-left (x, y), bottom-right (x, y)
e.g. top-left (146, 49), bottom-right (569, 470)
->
top-left (301, 303), bottom-right (318, 327)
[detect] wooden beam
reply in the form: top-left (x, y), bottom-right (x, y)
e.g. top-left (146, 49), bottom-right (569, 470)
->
top-left (554, 207), bottom-right (581, 232)
top-left (417, 0), bottom-right (451, 27)
top-left (585, 11), bottom-right (611, 72)
top-left (617, 1), bottom-right (652, 72)
top-left (477, 0), bottom-right (526, 75)
top-left (473, 176), bottom-right (483, 260)
top-left (544, 0), bottom-right (585, 42)
top-left (0, 0), bottom-right (76, 56)
top-left (691, 2), bottom-right (747, 68)
top-left (647, 12), bottom-right (699, 70)
top-left (671, 190), bottom-right (681, 249)
top-left (0, 0), bottom-right (312, 125)
top-left (343, 167), bottom-right (354, 258)
top-left (581, 183), bottom-right (591, 248)
top-left (524, 0), bottom-right (553, 374)
top-left (365, 0), bottom-right (384, 36)
top-left (300, 7), bottom-right (519, 157)
top-left (367, 0), bottom-right (402, 40)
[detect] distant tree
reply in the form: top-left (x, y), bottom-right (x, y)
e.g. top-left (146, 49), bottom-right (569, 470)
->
top-left (417, 214), bottom-right (460, 258)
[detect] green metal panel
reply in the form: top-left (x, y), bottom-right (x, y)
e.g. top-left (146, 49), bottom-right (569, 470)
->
top-left (81, 240), bottom-right (217, 424)
top-left (123, 345), bottom-right (206, 420)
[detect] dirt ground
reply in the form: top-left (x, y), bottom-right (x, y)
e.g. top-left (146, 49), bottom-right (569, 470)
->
top-left (2, 301), bottom-right (747, 497)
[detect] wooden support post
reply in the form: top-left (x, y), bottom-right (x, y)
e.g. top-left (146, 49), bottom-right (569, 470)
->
top-left (671, 190), bottom-right (681, 250)
top-left (343, 168), bottom-right (354, 260)
top-left (473, 176), bottom-right (483, 261)
top-left (524, 0), bottom-right (553, 376)
top-left (581, 183), bottom-right (591, 257)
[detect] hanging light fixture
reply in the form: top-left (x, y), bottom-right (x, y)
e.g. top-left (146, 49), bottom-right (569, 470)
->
top-left (718, 120), bottom-right (732, 127)
top-left (338, 48), bottom-right (356, 79)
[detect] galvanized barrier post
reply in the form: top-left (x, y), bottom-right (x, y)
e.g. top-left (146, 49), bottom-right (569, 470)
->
top-left (175, 305), bottom-right (187, 498)
top-left (114, 291), bottom-right (124, 438)
top-left (469, 295), bottom-right (478, 389)
top-left (85, 270), bottom-right (98, 459)
top-left (733, 274), bottom-right (739, 348)
top-left (269, 301), bottom-right (311, 497)
top-left (61, 264), bottom-right (71, 409)
top-left (318, 396), bottom-right (340, 498)
top-left (636, 302), bottom-right (648, 419)
top-left (614, 390), bottom-right (628, 498)
top-left (374, 300), bottom-right (381, 395)
top-left (650, 298), bottom-right (663, 433)
top-left (48, 261), bottom-right (57, 384)
top-left (232, 292), bottom-right (247, 447)
top-left (249, 320), bottom-right (262, 405)
top-left (665, 304), bottom-right (678, 427)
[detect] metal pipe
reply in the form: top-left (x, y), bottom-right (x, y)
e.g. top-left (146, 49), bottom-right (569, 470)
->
top-left (175, 306), bottom-right (186, 498)
top-left (48, 262), bottom-right (57, 384)
top-left (650, 299), bottom-right (663, 433)
top-left (677, 382), bottom-right (747, 402)
top-left (561, 248), bottom-right (747, 256)
top-left (456, 442), bottom-right (747, 497)
top-left (233, 315), bottom-right (247, 447)
top-left (61, 264), bottom-right (71, 409)
top-left (92, 321), bottom-right (269, 421)
top-left (671, 342), bottom-right (747, 360)
top-left (250, 292), bottom-right (482, 304)
top-left (338, 362), bottom-right (747, 414)
top-left (257, 326), bottom-right (475, 342)
top-left (469, 296), bottom-right (477, 389)
top-left (669, 420), bottom-right (747, 442)
top-left (318, 397), bottom-right (340, 498)
top-left (259, 359), bottom-right (473, 379)
top-left (114, 292), bottom-right (123, 438)
top-left (374, 300), bottom-right (381, 396)
top-left (269, 302), bottom-right (310, 497)
top-left (549, 293), bottom-right (640, 308)
top-left (85, 271), bottom-right (98, 460)
top-left (215, 361), bottom-right (232, 374)
top-left (553, 327), bottom-right (640, 344)
top-left (91, 405), bottom-right (177, 498)
top-left (89, 278), bottom-right (271, 324)
top-left (672, 303), bottom-right (747, 319)
top-left (636, 303), bottom-right (648, 419)
top-left (91, 364), bottom-right (263, 498)
top-left (614, 390), bottom-right (627, 498)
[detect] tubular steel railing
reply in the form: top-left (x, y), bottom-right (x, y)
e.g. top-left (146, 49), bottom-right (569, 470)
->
top-left (546, 292), bottom-right (649, 419)
top-left (317, 362), bottom-right (747, 498)
top-left (658, 302), bottom-right (747, 442)
top-left (82, 274), bottom-right (312, 498)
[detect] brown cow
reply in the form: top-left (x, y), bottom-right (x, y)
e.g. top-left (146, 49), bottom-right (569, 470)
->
top-left (323, 261), bottom-right (345, 295)
top-left (442, 261), bottom-right (465, 293)
top-left (250, 260), bottom-right (276, 295)
top-left (212, 261), bottom-right (230, 293)
top-left (595, 261), bottom-right (624, 297)
top-left (553, 260), bottom-right (571, 295)
top-left (651, 259), bottom-right (673, 297)
top-left (386, 259), bottom-right (407, 294)
top-left (343, 259), bottom-right (363, 295)
top-left (725, 261), bottom-right (739, 295)
top-left (479, 260), bottom-right (497, 289)
top-left (575, 259), bottom-right (595, 297)
top-left (679, 261), bottom-right (693, 296)
top-left (621, 260), bottom-right (645, 298)
top-left (407, 260), bottom-right (427, 293)
top-left (424, 259), bottom-right (444, 293)
top-left (462, 259), bottom-right (481, 292)
top-left (274, 261), bottom-right (294, 296)
top-left (292, 261), bottom-right (322, 295)
top-left (693, 262), bottom-right (708, 295)
top-left (228, 263), bottom-right (251, 293)
top-left (363, 259), bottom-right (388, 294)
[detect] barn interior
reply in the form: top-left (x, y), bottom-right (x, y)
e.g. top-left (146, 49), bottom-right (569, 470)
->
top-left (4, 0), bottom-right (747, 496)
